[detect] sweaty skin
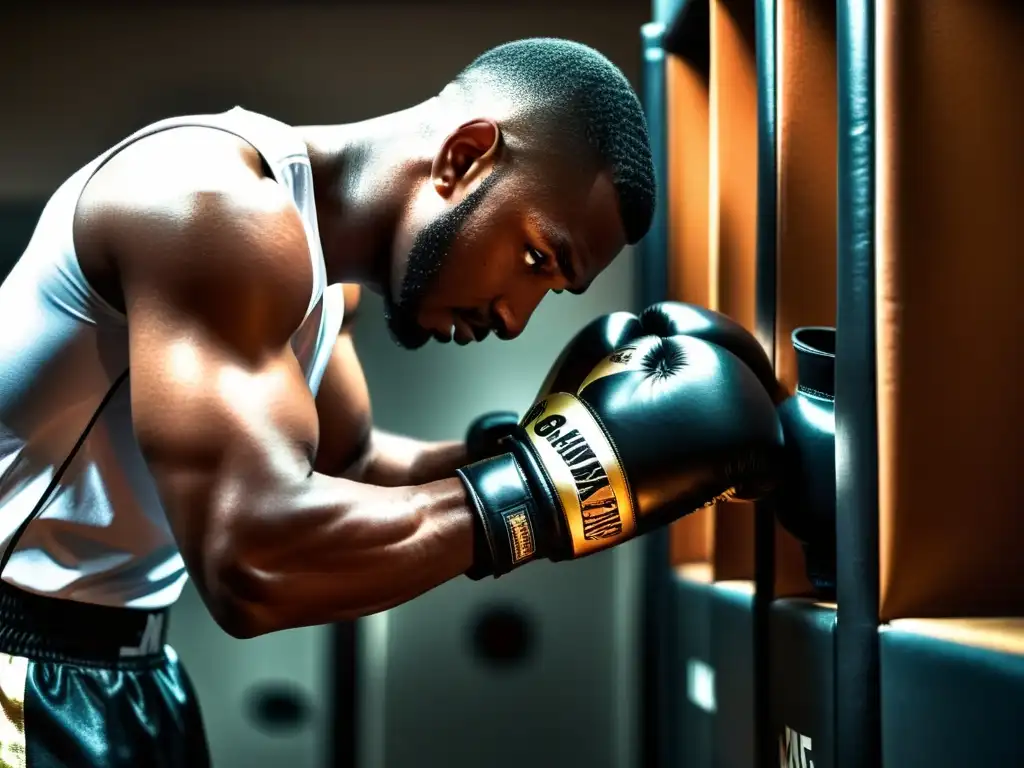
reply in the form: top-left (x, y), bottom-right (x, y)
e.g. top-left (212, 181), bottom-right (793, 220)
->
top-left (72, 124), bottom-right (625, 638)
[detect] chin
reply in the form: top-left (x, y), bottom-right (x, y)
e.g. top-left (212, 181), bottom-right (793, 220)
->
top-left (384, 306), bottom-right (432, 350)
top-left (390, 329), bottom-right (431, 350)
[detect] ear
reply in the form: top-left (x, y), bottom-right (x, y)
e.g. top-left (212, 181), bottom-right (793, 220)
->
top-left (431, 118), bottom-right (501, 199)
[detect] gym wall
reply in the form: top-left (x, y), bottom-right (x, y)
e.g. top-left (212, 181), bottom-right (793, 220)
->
top-left (0, 4), bottom-right (650, 768)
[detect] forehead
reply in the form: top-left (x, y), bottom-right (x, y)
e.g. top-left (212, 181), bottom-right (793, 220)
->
top-left (518, 168), bottom-right (626, 280)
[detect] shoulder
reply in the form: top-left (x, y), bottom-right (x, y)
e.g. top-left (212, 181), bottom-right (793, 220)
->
top-left (76, 127), bottom-right (312, 340)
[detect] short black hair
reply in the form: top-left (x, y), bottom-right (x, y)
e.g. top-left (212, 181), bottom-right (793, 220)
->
top-left (447, 38), bottom-right (656, 245)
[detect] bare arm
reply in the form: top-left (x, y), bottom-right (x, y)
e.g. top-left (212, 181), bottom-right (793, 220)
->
top-left (103, 169), bottom-right (475, 638)
top-left (349, 429), bottom-right (468, 487)
top-left (312, 284), bottom-right (469, 487)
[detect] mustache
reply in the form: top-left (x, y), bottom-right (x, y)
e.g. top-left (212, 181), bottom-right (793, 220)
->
top-left (456, 307), bottom-right (509, 341)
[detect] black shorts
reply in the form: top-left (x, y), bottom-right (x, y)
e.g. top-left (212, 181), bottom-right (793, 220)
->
top-left (0, 581), bottom-right (210, 768)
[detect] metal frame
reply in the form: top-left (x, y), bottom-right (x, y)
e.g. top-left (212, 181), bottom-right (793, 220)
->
top-left (835, 1), bottom-right (882, 766)
top-left (752, 4), bottom-right (779, 765)
top-left (638, 20), bottom-right (673, 768)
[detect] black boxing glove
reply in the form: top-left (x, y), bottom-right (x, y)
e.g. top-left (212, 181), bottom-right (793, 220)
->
top-left (459, 335), bottom-right (784, 579)
top-left (544, 302), bottom-right (782, 402)
top-left (463, 310), bottom-right (649, 463)
top-left (535, 310), bottom-right (645, 398)
top-left (465, 411), bottom-right (520, 463)
top-left (639, 302), bottom-right (784, 402)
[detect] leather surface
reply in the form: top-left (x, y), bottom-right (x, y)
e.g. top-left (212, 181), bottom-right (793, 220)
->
top-left (665, 3), bottom-right (713, 574)
top-left (671, 571), bottom-right (714, 768)
top-left (466, 322), bottom-right (785, 571)
top-left (666, 0), bottom-right (777, 581)
top-left (761, 0), bottom-right (827, 600)
top-left (641, 302), bottom-right (779, 397)
top-left (774, 0), bottom-right (838, 394)
top-left (770, 599), bottom-right (837, 768)
top-left (888, 618), bottom-right (1024, 656)
top-left (880, 622), bottom-right (1024, 766)
top-left (22, 650), bottom-right (209, 768)
top-left (575, 334), bottom-right (784, 532)
top-left (535, 312), bottom-right (644, 399)
top-left (776, 381), bottom-right (837, 593)
top-left (464, 411), bottom-right (519, 464)
top-left (708, 0), bottom-right (760, 582)
top-left (665, 33), bottom-right (713, 568)
top-left (876, 0), bottom-right (1024, 620)
top-left (710, 0), bottom-right (758, 331)
top-left (709, 581), bottom-right (756, 768)
top-left (666, 55), bottom-right (711, 312)
top-left (458, 451), bottom-right (548, 577)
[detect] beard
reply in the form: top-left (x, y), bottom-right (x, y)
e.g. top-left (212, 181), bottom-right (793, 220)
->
top-left (384, 168), bottom-right (506, 349)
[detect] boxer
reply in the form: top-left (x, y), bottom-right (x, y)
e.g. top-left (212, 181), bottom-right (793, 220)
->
top-left (0, 38), bottom-right (780, 767)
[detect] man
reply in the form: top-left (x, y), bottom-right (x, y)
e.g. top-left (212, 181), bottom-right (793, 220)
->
top-left (0, 38), bottom-right (782, 766)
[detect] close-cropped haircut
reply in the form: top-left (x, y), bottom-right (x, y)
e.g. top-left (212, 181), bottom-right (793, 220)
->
top-left (447, 38), bottom-right (656, 245)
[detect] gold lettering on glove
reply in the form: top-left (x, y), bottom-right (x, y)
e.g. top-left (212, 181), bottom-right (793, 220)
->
top-left (522, 393), bottom-right (636, 558)
top-left (503, 508), bottom-right (536, 564)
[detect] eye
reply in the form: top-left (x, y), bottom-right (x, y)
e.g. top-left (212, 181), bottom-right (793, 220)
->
top-left (524, 247), bottom-right (550, 274)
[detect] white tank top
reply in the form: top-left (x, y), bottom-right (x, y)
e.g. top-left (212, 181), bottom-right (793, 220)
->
top-left (0, 107), bottom-right (344, 609)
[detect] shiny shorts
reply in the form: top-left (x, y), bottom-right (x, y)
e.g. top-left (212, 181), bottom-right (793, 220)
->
top-left (0, 583), bottom-right (209, 768)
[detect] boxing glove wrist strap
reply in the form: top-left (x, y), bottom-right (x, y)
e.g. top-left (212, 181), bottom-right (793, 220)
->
top-left (459, 392), bottom-right (642, 578)
top-left (458, 453), bottom-right (546, 579)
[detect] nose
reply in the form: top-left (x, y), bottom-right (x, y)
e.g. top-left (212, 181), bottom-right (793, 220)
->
top-left (493, 295), bottom-right (542, 341)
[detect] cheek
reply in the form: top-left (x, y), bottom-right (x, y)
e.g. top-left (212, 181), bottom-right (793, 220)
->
top-left (434, 231), bottom-right (517, 303)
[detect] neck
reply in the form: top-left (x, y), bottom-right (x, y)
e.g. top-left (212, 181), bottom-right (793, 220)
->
top-left (299, 100), bottom-right (440, 292)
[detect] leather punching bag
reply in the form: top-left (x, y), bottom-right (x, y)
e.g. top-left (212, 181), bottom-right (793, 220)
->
top-left (775, 327), bottom-right (837, 594)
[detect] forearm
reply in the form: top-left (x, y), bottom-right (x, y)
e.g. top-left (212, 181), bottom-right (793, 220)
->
top-left (204, 474), bottom-right (475, 637)
top-left (349, 428), bottom-right (469, 487)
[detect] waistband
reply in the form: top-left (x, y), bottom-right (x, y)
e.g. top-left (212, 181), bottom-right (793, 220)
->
top-left (0, 580), bottom-right (169, 668)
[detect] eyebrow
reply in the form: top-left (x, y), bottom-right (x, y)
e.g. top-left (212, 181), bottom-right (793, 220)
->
top-left (550, 232), bottom-right (588, 294)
